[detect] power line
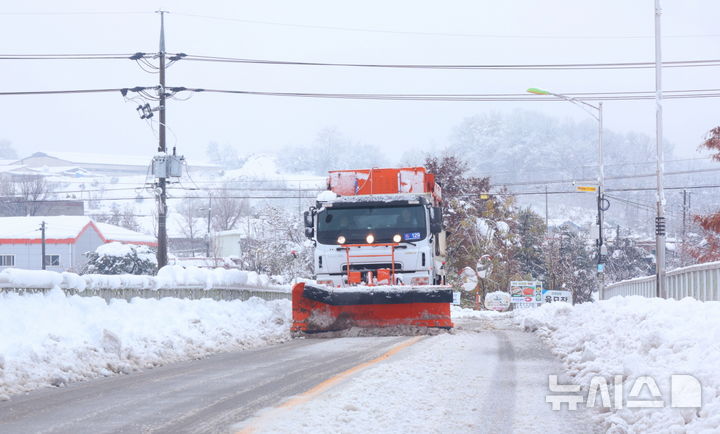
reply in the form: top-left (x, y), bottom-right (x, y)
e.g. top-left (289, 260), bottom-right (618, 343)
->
top-left (0, 87), bottom-right (156, 96)
top-left (28, 182), bottom-right (720, 203)
top-left (186, 87), bottom-right (720, 102)
top-left (0, 88), bottom-right (127, 96)
top-left (182, 55), bottom-right (720, 71)
top-left (6, 51), bottom-right (720, 73)
top-left (0, 11), bottom-right (150, 16)
top-left (46, 165), bottom-right (720, 197)
top-left (493, 167), bottom-right (720, 188)
top-left (4, 86), bottom-right (720, 101)
top-left (171, 12), bottom-right (720, 40)
top-left (0, 53), bottom-right (136, 60)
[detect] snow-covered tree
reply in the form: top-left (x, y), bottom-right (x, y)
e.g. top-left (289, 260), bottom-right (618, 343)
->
top-left (205, 142), bottom-right (244, 169)
top-left (543, 228), bottom-right (596, 303)
top-left (425, 154), bottom-right (524, 299)
top-left (604, 234), bottom-right (654, 282)
top-left (238, 206), bottom-right (312, 283)
top-left (515, 207), bottom-right (546, 279)
top-left (83, 242), bottom-right (157, 275)
top-left (688, 127), bottom-right (720, 262)
top-left (0, 139), bottom-right (17, 159)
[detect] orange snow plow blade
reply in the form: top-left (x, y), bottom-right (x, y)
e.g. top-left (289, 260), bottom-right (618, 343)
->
top-left (291, 282), bottom-right (454, 333)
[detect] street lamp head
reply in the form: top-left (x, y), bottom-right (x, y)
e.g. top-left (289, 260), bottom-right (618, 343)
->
top-left (527, 87), bottom-right (551, 95)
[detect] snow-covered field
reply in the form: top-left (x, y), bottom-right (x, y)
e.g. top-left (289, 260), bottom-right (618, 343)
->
top-left (516, 297), bottom-right (720, 433)
top-left (0, 289), bottom-right (291, 400)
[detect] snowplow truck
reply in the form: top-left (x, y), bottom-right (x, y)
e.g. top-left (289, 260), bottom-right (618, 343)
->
top-left (292, 167), bottom-right (454, 333)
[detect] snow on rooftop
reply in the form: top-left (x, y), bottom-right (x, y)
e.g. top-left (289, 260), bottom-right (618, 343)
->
top-left (25, 152), bottom-right (151, 167)
top-left (20, 152), bottom-right (218, 169)
top-left (94, 222), bottom-right (155, 243)
top-left (323, 193), bottom-right (428, 204)
top-left (0, 216), bottom-right (154, 244)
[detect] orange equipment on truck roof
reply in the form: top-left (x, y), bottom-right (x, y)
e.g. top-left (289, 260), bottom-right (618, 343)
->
top-left (327, 167), bottom-right (442, 202)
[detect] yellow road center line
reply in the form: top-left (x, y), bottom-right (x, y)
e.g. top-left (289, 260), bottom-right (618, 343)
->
top-left (237, 335), bottom-right (424, 434)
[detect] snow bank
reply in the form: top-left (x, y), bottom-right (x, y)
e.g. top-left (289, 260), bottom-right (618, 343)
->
top-left (451, 305), bottom-right (506, 319)
top-left (0, 266), bottom-right (282, 291)
top-left (0, 289), bottom-right (292, 399)
top-left (515, 297), bottom-right (720, 433)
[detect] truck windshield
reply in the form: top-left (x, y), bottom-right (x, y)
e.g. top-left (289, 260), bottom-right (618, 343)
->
top-left (317, 205), bottom-right (427, 245)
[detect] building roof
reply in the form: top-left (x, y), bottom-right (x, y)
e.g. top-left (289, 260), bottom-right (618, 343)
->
top-left (0, 216), bottom-right (156, 246)
top-left (13, 152), bottom-right (219, 170)
top-left (15, 152), bottom-right (150, 168)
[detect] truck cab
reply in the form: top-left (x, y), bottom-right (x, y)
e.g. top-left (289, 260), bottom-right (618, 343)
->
top-left (304, 167), bottom-right (447, 287)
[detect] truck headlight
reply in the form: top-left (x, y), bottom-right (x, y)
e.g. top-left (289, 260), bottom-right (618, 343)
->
top-left (337, 235), bottom-right (346, 244)
top-left (393, 234), bottom-right (402, 243)
top-left (366, 234), bottom-right (375, 244)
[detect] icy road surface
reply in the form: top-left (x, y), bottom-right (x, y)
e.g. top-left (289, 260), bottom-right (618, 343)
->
top-left (0, 316), bottom-right (597, 434)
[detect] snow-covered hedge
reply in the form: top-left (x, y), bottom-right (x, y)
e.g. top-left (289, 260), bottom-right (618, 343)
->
top-left (83, 242), bottom-right (157, 275)
top-left (515, 297), bottom-right (720, 433)
top-left (0, 289), bottom-right (291, 399)
top-left (0, 265), bottom-right (282, 291)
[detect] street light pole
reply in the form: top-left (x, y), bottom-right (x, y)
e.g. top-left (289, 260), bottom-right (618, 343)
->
top-left (597, 101), bottom-right (606, 300)
top-left (654, 0), bottom-right (666, 298)
top-left (527, 88), bottom-right (607, 299)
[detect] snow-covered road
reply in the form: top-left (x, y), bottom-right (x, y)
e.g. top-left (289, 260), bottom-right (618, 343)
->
top-left (0, 336), bottom-right (409, 433)
top-left (241, 315), bottom-right (596, 434)
top-left (0, 312), bottom-right (597, 434)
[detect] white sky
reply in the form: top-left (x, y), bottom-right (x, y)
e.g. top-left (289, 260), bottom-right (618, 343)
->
top-left (1, 0), bottom-right (719, 168)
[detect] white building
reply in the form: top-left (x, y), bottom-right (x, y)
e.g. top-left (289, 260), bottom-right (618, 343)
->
top-left (0, 216), bottom-right (156, 272)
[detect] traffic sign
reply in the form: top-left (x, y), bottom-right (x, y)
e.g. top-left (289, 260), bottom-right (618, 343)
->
top-left (576, 186), bottom-right (597, 192)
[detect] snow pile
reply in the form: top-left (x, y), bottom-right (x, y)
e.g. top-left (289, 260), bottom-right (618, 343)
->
top-left (155, 265), bottom-right (272, 289)
top-left (515, 297), bottom-right (720, 433)
top-left (451, 305), bottom-right (505, 319)
top-left (316, 190), bottom-right (338, 202)
top-left (0, 289), bottom-right (292, 399)
top-left (0, 268), bottom-right (63, 288)
top-left (0, 266), bottom-right (281, 291)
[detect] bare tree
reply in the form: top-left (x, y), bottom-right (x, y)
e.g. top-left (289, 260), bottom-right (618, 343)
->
top-left (175, 196), bottom-right (204, 256)
top-left (15, 175), bottom-right (54, 216)
top-left (210, 185), bottom-right (250, 231)
top-left (95, 204), bottom-right (141, 232)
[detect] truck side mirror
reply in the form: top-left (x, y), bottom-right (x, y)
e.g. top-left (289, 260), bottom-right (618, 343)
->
top-left (304, 227), bottom-right (314, 238)
top-left (430, 206), bottom-right (443, 234)
top-left (303, 210), bottom-right (314, 228)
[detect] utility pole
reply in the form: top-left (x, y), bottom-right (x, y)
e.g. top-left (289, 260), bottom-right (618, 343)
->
top-left (545, 185), bottom-right (549, 234)
top-left (206, 195), bottom-right (212, 257)
top-left (40, 221), bottom-right (46, 270)
top-left (156, 10), bottom-right (169, 268)
top-left (654, 0), bottom-right (667, 298)
top-left (682, 189), bottom-right (687, 263)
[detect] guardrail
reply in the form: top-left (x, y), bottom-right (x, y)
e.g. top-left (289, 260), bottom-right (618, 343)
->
top-left (603, 261), bottom-right (720, 301)
top-left (0, 285), bottom-right (291, 303)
